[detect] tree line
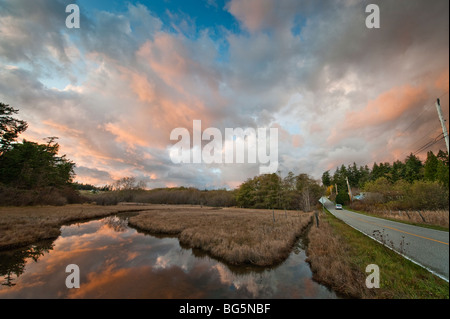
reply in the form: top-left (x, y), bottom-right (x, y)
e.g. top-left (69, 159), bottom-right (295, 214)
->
top-left (86, 172), bottom-right (323, 211)
top-left (235, 172), bottom-right (323, 211)
top-left (86, 182), bottom-right (236, 207)
top-left (322, 152), bottom-right (449, 190)
top-left (322, 151), bottom-right (449, 210)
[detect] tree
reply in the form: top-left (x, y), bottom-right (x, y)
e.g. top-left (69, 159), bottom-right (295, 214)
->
top-left (283, 171), bottom-right (299, 209)
top-left (358, 165), bottom-right (370, 188)
top-left (363, 177), bottom-right (392, 197)
top-left (0, 139), bottom-right (75, 189)
top-left (112, 176), bottom-right (146, 191)
top-left (236, 178), bottom-right (257, 208)
top-left (404, 153), bottom-right (423, 183)
top-left (321, 170), bottom-right (332, 187)
top-left (347, 162), bottom-right (360, 187)
top-left (335, 191), bottom-right (350, 205)
top-left (0, 103), bottom-right (28, 155)
top-left (406, 180), bottom-right (449, 210)
top-left (435, 150), bottom-right (449, 189)
top-left (436, 150), bottom-right (449, 165)
top-left (391, 160), bottom-right (405, 183)
top-left (424, 151), bottom-right (439, 181)
top-left (332, 165), bottom-right (347, 193)
top-left (296, 174), bottom-right (323, 211)
top-left (436, 161), bottom-right (449, 189)
top-left (235, 172), bottom-right (323, 210)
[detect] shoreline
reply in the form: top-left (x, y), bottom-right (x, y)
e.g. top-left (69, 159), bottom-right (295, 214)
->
top-left (0, 204), bottom-right (151, 251)
top-left (128, 207), bottom-right (313, 267)
top-left (0, 204), bottom-right (313, 269)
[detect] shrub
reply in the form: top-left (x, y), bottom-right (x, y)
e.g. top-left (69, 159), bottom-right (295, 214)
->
top-left (0, 184), bottom-right (87, 206)
top-left (405, 180), bottom-right (449, 210)
top-left (335, 191), bottom-right (350, 205)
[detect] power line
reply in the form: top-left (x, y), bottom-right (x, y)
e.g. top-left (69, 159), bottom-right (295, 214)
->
top-left (401, 91), bottom-right (449, 158)
top-left (398, 90), bottom-right (449, 138)
top-left (405, 126), bottom-right (442, 152)
top-left (412, 132), bottom-right (445, 156)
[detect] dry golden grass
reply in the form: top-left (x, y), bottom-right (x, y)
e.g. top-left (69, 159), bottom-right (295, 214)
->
top-left (371, 210), bottom-right (449, 229)
top-left (306, 215), bottom-right (374, 298)
top-left (128, 206), bottom-right (313, 267)
top-left (0, 204), bottom-right (152, 250)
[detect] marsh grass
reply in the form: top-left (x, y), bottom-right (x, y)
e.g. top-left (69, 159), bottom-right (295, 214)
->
top-left (349, 202), bottom-right (449, 231)
top-left (372, 209), bottom-right (449, 230)
top-left (0, 204), bottom-right (151, 250)
top-left (128, 207), bottom-right (313, 267)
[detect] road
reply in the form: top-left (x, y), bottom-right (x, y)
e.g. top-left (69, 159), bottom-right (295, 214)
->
top-left (321, 197), bottom-right (449, 281)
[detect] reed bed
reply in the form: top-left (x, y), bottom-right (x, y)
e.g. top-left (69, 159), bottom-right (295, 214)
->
top-left (129, 207), bottom-right (313, 267)
top-left (0, 204), bottom-right (151, 250)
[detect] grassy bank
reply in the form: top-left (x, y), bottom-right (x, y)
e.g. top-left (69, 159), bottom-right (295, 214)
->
top-left (128, 206), bottom-right (313, 267)
top-left (345, 204), bottom-right (449, 232)
top-left (306, 209), bottom-right (449, 299)
top-left (0, 204), bottom-right (150, 250)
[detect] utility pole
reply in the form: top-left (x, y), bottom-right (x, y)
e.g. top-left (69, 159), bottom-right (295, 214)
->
top-left (436, 98), bottom-right (449, 154)
top-left (346, 177), bottom-right (353, 203)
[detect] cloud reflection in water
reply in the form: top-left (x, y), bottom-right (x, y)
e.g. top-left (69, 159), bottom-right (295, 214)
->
top-left (0, 217), bottom-right (337, 299)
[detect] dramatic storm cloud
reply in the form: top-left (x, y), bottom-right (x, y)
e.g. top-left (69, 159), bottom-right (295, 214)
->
top-left (0, 0), bottom-right (448, 188)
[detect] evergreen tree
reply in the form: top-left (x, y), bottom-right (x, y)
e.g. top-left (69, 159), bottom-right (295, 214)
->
top-left (404, 153), bottom-right (423, 183)
top-left (0, 102), bottom-right (28, 155)
top-left (321, 170), bottom-right (332, 187)
top-left (0, 139), bottom-right (75, 189)
top-left (424, 151), bottom-right (439, 181)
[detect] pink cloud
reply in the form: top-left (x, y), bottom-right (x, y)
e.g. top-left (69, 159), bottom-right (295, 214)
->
top-left (346, 85), bottom-right (427, 128)
top-left (327, 84), bottom-right (428, 145)
top-left (227, 0), bottom-right (275, 32)
top-left (292, 134), bottom-right (303, 148)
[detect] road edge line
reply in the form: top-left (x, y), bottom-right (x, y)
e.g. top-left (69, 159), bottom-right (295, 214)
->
top-left (326, 207), bottom-right (449, 283)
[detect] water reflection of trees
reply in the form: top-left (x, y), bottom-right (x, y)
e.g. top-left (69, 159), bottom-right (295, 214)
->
top-left (0, 241), bottom-right (54, 287)
top-left (102, 216), bottom-right (129, 232)
top-left (131, 225), bottom-right (274, 276)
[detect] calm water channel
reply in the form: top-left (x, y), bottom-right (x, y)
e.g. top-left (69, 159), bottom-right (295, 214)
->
top-left (0, 214), bottom-right (338, 298)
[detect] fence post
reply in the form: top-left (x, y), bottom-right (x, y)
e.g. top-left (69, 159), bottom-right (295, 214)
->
top-left (417, 210), bottom-right (426, 223)
top-left (315, 211), bottom-right (319, 227)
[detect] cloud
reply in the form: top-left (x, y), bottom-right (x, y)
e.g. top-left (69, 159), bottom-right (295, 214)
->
top-left (74, 166), bottom-right (113, 185)
top-left (0, 0), bottom-right (448, 188)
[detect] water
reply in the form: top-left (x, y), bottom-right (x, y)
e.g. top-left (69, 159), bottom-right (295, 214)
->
top-left (0, 215), bottom-right (338, 299)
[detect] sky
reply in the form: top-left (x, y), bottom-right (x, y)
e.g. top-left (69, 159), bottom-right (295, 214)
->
top-left (0, 0), bottom-right (448, 189)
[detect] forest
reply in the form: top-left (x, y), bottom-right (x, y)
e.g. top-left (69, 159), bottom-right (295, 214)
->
top-left (322, 151), bottom-right (449, 210)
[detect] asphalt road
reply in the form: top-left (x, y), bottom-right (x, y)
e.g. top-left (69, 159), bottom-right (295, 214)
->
top-left (321, 197), bottom-right (449, 281)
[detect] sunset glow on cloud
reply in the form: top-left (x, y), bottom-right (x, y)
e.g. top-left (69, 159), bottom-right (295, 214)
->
top-left (0, 0), bottom-right (448, 189)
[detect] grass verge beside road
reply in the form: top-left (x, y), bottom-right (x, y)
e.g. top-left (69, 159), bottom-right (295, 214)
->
top-left (306, 208), bottom-right (449, 298)
top-left (344, 205), bottom-right (449, 232)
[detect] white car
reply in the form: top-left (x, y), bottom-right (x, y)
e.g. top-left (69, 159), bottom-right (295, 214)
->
top-left (335, 204), bottom-right (343, 210)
